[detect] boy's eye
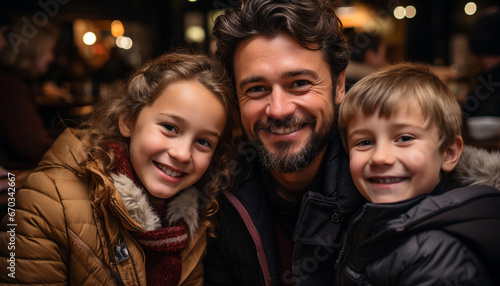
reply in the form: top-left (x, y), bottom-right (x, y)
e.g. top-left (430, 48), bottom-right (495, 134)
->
top-left (397, 135), bottom-right (414, 142)
top-left (162, 124), bottom-right (177, 133)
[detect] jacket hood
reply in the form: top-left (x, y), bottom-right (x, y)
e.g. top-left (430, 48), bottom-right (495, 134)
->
top-left (454, 145), bottom-right (500, 189)
top-left (112, 173), bottom-right (200, 238)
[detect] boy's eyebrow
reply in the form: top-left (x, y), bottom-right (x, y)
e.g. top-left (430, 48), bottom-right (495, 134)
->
top-left (347, 128), bottom-right (369, 140)
top-left (159, 113), bottom-right (222, 138)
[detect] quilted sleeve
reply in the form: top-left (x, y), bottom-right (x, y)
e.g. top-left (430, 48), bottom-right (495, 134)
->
top-left (0, 171), bottom-right (70, 285)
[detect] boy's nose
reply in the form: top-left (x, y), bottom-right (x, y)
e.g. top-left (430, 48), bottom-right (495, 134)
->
top-left (370, 144), bottom-right (395, 166)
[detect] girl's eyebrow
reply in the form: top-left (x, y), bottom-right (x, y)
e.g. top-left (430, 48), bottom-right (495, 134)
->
top-left (159, 113), bottom-right (185, 124)
top-left (159, 113), bottom-right (222, 138)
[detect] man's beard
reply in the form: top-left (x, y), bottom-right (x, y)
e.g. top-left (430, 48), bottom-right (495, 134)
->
top-left (247, 113), bottom-right (336, 174)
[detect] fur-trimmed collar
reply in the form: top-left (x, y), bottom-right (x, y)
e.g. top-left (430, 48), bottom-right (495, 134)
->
top-left (111, 173), bottom-right (200, 238)
top-left (454, 145), bottom-right (500, 190)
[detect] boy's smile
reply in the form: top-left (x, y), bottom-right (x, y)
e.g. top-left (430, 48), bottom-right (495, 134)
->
top-left (346, 102), bottom-right (456, 203)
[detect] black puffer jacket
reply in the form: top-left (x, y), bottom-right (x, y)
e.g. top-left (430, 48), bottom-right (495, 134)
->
top-left (335, 146), bottom-right (500, 286)
top-left (204, 136), bottom-right (366, 286)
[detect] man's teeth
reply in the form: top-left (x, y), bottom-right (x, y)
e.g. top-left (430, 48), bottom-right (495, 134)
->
top-left (272, 125), bottom-right (301, 135)
top-left (157, 163), bottom-right (182, 178)
top-left (371, 177), bottom-right (405, 184)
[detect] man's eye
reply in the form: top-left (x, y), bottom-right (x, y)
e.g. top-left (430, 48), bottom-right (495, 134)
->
top-left (246, 86), bottom-right (267, 94)
top-left (291, 80), bottom-right (311, 88)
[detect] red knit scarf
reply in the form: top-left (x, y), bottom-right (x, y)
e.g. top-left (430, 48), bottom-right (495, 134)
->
top-left (109, 142), bottom-right (189, 286)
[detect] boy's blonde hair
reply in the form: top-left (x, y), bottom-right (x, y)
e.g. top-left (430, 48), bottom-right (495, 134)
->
top-left (339, 62), bottom-right (462, 152)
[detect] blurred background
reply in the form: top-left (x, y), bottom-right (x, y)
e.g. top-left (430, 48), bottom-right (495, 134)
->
top-left (1, 0), bottom-right (499, 170)
top-left (1, 0), bottom-right (500, 216)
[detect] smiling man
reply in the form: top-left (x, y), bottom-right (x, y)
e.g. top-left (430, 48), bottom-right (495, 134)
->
top-left (204, 0), bottom-right (366, 285)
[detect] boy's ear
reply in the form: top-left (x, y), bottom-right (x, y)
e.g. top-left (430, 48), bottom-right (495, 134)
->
top-left (118, 115), bottom-right (132, 138)
top-left (335, 70), bottom-right (346, 105)
top-left (441, 135), bottom-right (464, 172)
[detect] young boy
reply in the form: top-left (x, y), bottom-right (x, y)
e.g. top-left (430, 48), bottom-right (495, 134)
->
top-left (336, 63), bottom-right (500, 285)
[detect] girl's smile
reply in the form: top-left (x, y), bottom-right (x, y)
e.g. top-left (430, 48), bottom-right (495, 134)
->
top-left (119, 80), bottom-right (227, 200)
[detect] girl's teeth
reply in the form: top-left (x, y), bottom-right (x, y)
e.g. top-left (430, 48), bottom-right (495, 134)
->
top-left (157, 163), bottom-right (182, 178)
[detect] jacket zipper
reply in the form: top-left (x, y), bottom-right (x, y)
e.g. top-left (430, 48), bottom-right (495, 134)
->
top-left (335, 207), bottom-right (367, 285)
top-left (68, 228), bottom-right (125, 285)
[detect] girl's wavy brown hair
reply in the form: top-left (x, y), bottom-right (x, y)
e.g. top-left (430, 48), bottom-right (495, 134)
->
top-left (76, 51), bottom-right (237, 236)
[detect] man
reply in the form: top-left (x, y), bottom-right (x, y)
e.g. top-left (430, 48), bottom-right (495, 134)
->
top-left (204, 0), bottom-right (366, 285)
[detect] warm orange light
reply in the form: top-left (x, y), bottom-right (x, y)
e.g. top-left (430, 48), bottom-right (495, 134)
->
top-left (111, 20), bottom-right (125, 37)
top-left (336, 6), bottom-right (371, 29)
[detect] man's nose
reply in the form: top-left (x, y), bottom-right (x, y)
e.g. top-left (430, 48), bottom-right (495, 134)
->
top-left (265, 87), bottom-right (295, 120)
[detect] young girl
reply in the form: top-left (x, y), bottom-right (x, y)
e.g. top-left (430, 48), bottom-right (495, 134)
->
top-left (0, 51), bottom-right (237, 285)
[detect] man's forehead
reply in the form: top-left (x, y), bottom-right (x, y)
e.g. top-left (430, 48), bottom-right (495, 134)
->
top-left (233, 34), bottom-right (328, 81)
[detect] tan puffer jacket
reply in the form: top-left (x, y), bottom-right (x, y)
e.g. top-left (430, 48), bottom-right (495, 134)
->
top-left (0, 128), bottom-right (207, 285)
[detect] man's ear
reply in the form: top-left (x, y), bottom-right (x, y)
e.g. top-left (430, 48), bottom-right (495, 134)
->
top-left (441, 135), bottom-right (464, 172)
top-left (335, 70), bottom-right (346, 105)
top-left (118, 115), bottom-right (132, 138)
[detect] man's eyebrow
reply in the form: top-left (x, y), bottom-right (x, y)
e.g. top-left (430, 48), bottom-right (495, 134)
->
top-left (238, 76), bottom-right (265, 91)
top-left (238, 69), bottom-right (320, 91)
top-left (282, 69), bottom-right (319, 80)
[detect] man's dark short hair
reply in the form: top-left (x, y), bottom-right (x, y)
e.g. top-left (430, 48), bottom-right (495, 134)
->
top-left (213, 0), bottom-right (350, 96)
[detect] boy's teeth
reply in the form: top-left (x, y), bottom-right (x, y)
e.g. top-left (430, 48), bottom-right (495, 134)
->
top-left (158, 163), bottom-right (182, 178)
top-left (272, 125), bottom-right (300, 135)
top-left (372, 177), bottom-right (405, 184)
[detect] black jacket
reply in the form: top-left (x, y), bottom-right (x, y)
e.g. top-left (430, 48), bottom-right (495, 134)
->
top-left (204, 136), bottom-right (366, 286)
top-left (335, 184), bottom-right (500, 286)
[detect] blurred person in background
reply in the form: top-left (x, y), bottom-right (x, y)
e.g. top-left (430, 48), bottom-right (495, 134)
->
top-left (345, 32), bottom-right (388, 87)
top-left (462, 8), bottom-right (500, 119)
top-left (0, 11), bottom-right (9, 54)
top-left (0, 19), bottom-right (58, 170)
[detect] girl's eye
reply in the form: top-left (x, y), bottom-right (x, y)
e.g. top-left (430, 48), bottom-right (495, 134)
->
top-left (356, 139), bottom-right (373, 147)
top-left (196, 138), bottom-right (212, 148)
top-left (162, 124), bottom-right (177, 134)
